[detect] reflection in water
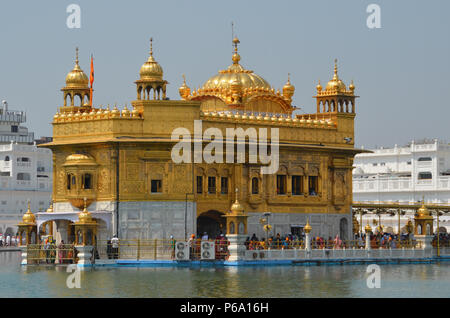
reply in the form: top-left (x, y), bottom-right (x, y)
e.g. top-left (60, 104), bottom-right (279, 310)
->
top-left (1, 252), bottom-right (449, 298)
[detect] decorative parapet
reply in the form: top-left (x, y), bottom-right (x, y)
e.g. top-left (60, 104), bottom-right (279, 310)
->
top-left (52, 105), bottom-right (143, 124)
top-left (200, 111), bottom-right (336, 129)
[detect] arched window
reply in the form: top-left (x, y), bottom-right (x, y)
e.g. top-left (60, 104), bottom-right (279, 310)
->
top-left (229, 222), bottom-right (235, 235)
top-left (252, 177), bottom-right (259, 194)
top-left (276, 175), bottom-right (286, 195)
top-left (82, 173), bottom-right (92, 189)
top-left (4, 156), bottom-right (9, 161)
top-left (426, 224), bottom-right (431, 235)
top-left (238, 222), bottom-right (245, 234)
top-left (67, 174), bottom-right (76, 190)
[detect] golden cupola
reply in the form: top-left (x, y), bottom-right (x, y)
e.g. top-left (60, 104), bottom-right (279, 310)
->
top-left (325, 59), bottom-right (347, 92)
top-left (22, 202), bottom-right (36, 225)
top-left (314, 59), bottom-right (357, 115)
top-left (61, 47), bottom-right (91, 112)
top-left (179, 74), bottom-right (191, 100)
top-left (180, 37), bottom-right (295, 114)
top-left (135, 38), bottom-right (168, 101)
top-left (65, 48), bottom-right (89, 88)
top-left (282, 74), bottom-right (295, 102)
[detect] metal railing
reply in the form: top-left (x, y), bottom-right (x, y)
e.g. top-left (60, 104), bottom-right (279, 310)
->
top-left (27, 244), bottom-right (76, 264)
top-left (93, 239), bottom-right (230, 260)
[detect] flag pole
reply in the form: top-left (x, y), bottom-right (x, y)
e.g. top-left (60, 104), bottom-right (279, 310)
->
top-left (90, 54), bottom-right (94, 107)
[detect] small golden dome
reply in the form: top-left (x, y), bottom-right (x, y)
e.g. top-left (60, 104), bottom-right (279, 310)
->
top-left (231, 199), bottom-right (244, 213)
top-left (77, 198), bottom-right (94, 224)
top-left (349, 80), bottom-right (355, 91)
top-left (111, 105), bottom-right (120, 117)
top-left (283, 74), bottom-right (295, 96)
top-left (178, 74), bottom-right (191, 100)
top-left (416, 202), bottom-right (433, 219)
top-left (139, 38), bottom-right (163, 80)
top-left (64, 153), bottom-right (96, 166)
top-left (122, 104), bottom-right (130, 117)
top-left (316, 80), bottom-right (322, 92)
top-left (46, 202), bottom-right (54, 213)
top-left (304, 220), bottom-right (312, 233)
top-left (22, 202), bottom-right (36, 224)
top-left (103, 106), bottom-right (111, 118)
top-left (65, 48), bottom-right (89, 88)
top-left (131, 107), bottom-right (140, 118)
top-left (325, 59), bottom-right (347, 92)
top-left (365, 223), bottom-right (372, 233)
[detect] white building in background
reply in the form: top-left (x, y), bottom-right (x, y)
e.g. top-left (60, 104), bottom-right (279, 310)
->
top-left (0, 100), bottom-right (52, 236)
top-left (353, 139), bottom-right (450, 232)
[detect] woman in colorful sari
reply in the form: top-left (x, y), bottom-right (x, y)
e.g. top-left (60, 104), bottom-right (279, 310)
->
top-left (58, 240), bottom-right (66, 264)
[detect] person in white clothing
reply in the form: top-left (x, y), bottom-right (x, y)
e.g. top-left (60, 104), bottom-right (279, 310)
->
top-left (111, 235), bottom-right (119, 259)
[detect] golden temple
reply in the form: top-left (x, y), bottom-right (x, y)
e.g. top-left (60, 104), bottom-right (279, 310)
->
top-left (36, 36), bottom-right (363, 243)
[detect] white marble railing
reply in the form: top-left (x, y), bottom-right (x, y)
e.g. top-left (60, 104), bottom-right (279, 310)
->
top-left (354, 176), bottom-right (450, 192)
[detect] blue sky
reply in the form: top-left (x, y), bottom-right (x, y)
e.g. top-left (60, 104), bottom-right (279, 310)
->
top-left (0, 0), bottom-right (448, 148)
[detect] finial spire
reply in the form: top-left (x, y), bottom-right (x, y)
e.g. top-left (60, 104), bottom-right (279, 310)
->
top-left (333, 58), bottom-right (338, 79)
top-left (232, 36), bottom-right (240, 53)
top-left (150, 37), bottom-right (153, 57)
top-left (75, 47), bottom-right (79, 65)
top-left (27, 199), bottom-right (31, 212)
top-left (182, 74), bottom-right (186, 85)
top-left (83, 197), bottom-right (87, 212)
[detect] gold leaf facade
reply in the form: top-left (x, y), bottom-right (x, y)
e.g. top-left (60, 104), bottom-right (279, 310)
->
top-left (40, 38), bottom-right (363, 240)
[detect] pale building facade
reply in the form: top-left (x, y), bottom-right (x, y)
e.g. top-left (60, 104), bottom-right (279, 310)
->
top-left (0, 101), bottom-right (52, 236)
top-left (353, 139), bottom-right (450, 232)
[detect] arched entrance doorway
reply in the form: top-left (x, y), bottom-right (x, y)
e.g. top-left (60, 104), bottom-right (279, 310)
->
top-left (197, 210), bottom-right (226, 239)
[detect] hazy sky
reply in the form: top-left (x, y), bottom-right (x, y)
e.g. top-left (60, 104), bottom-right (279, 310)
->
top-left (0, 0), bottom-right (448, 148)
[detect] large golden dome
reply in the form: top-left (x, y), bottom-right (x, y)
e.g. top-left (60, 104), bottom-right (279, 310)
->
top-left (182, 37), bottom-right (294, 114)
top-left (65, 47), bottom-right (89, 88)
top-left (202, 37), bottom-right (271, 92)
top-left (139, 38), bottom-right (163, 80)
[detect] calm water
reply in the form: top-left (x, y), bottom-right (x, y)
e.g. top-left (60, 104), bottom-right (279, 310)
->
top-left (1, 251), bottom-right (449, 298)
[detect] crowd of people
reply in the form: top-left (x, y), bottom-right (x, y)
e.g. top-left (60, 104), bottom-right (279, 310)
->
top-left (186, 232), bottom-right (230, 260)
top-left (243, 231), bottom-right (425, 250)
top-left (245, 233), bottom-right (304, 250)
top-left (432, 232), bottom-right (450, 247)
top-left (0, 234), bottom-right (19, 247)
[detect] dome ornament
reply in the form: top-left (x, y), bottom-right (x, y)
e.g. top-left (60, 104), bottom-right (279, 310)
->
top-left (232, 37), bottom-right (241, 65)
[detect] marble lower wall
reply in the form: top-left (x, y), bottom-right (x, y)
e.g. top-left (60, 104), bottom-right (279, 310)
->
top-left (118, 201), bottom-right (196, 240)
top-left (54, 200), bottom-right (349, 240)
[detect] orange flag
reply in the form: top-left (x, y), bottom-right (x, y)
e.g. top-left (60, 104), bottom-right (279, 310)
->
top-left (89, 54), bottom-right (94, 106)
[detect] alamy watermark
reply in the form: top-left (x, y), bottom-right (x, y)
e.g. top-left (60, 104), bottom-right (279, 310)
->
top-left (66, 264), bottom-right (81, 288)
top-left (366, 4), bottom-right (381, 29)
top-left (366, 264), bottom-right (381, 288)
top-left (66, 4), bottom-right (81, 29)
top-left (171, 120), bottom-right (279, 174)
